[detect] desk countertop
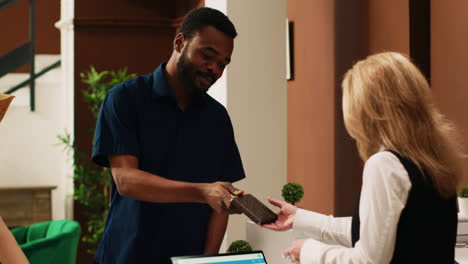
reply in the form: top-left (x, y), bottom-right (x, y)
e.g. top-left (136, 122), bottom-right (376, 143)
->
top-left (456, 248), bottom-right (468, 264)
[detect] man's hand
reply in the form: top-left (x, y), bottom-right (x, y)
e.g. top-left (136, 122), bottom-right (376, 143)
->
top-left (201, 182), bottom-right (243, 214)
top-left (261, 197), bottom-right (297, 231)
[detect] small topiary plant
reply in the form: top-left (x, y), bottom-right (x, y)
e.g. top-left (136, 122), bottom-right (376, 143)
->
top-left (459, 187), bottom-right (468, 198)
top-left (282, 182), bottom-right (304, 205)
top-left (227, 240), bottom-right (252, 253)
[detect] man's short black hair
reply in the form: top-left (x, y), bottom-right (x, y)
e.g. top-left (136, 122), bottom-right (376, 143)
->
top-left (179, 7), bottom-right (237, 40)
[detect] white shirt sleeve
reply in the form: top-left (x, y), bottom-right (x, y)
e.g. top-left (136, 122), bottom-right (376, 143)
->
top-left (293, 209), bottom-right (352, 247)
top-left (293, 151), bottom-right (412, 264)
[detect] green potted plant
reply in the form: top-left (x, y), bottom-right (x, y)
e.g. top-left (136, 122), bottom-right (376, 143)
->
top-left (57, 66), bottom-right (135, 254)
top-left (459, 187), bottom-right (468, 216)
top-left (282, 182), bottom-right (304, 205)
top-left (227, 240), bottom-right (252, 253)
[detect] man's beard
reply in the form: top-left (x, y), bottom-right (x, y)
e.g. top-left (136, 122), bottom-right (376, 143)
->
top-left (176, 48), bottom-right (216, 96)
top-left (176, 49), bottom-right (203, 96)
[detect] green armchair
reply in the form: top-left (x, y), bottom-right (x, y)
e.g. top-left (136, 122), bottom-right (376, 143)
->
top-left (10, 219), bottom-right (81, 264)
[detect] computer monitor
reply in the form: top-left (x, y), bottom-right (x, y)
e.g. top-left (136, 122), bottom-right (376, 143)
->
top-left (171, 250), bottom-right (267, 264)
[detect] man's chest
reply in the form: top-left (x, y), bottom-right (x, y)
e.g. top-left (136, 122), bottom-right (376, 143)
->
top-left (136, 105), bottom-right (228, 179)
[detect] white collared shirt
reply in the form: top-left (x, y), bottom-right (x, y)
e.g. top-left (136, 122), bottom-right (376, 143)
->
top-left (292, 151), bottom-right (412, 264)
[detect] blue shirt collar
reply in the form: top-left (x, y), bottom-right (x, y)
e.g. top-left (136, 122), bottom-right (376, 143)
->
top-left (152, 63), bottom-right (171, 99)
top-left (152, 63), bottom-right (207, 107)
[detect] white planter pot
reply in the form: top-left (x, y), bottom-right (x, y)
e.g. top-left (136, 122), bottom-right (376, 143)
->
top-left (459, 197), bottom-right (468, 216)
top-left (246, 221), bottom-right (293, 264)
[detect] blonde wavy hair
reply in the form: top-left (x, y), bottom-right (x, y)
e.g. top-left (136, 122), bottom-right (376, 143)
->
top-left (342, 52), bottom-right (463, 198)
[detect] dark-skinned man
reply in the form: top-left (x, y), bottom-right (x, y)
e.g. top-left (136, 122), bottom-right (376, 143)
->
top-left (92, 7), bottom-right (245, 264)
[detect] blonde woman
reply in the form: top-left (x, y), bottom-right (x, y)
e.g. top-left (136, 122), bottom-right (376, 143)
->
top-left (263, 52), bottom-right (462, 263)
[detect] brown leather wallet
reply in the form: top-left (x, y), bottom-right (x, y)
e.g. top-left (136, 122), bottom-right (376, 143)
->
top-left (230, 194), bottom-right (278, 225)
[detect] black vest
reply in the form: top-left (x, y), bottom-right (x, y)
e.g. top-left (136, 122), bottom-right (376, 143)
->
top-left (351, 151), bottom-right (457, 263)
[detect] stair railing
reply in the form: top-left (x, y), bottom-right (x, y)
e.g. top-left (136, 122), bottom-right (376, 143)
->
top-left (0, 0), bottom-right (61, 111)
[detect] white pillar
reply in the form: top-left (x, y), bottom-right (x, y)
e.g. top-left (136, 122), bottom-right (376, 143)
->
top-left (206, 0), bottom-right (288, 251)
top-left (206, 0), bottom-right (228, 107)
top-left (55, 0), bottom-right (75, 220)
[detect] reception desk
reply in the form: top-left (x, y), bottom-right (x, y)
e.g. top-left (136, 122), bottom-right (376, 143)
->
top-left (456, 247), bottom-right (468, 263)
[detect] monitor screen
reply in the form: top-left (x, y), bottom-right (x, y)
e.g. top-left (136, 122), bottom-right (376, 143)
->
top-left (171, 251), bottom-right (267, 264)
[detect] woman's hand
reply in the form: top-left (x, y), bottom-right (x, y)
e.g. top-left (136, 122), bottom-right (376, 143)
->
top-left (261, 197), bottom-right (297, 231)
top-left (284, 239), bottom-right (306, 264)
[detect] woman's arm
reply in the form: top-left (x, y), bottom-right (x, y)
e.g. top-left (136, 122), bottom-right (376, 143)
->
top-left (293, 209), bottom-right (352, 247)
top-left (0, 217), bottom-right (29, 264)
top-left (290, 151), bottom-right (412, 264)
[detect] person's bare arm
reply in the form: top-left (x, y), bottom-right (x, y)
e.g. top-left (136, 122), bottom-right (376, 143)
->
top-left (110, 155), bottom-right (242, 213)
top-left (0, 217), bottom-right (29, 264)
top-left (203, 211), bottom-right (229, 255)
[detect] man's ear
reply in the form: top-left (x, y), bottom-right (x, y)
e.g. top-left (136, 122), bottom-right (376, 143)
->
top-left (174, 33), bottom-right (185, 53)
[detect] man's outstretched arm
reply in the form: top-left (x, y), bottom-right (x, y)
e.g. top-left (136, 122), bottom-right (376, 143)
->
top-left (109, 154), bottom-right (242, 213)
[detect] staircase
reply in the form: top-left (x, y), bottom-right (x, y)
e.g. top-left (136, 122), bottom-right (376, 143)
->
top-left (0, 54), bottom-right (61, 107)
top-left (0, 52), bottom-right (69, 221)
top-left (0, 0), bottom-right (72, 232)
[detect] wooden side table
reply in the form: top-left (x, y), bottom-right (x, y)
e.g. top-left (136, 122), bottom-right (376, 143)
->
top-left (0, 186), bottom-right (57, 227)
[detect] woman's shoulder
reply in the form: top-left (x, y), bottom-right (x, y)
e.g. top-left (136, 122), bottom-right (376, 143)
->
top-left (366, 150), bottom-right (402, 166)
top-left (364, 151), bottom-right (411, 189)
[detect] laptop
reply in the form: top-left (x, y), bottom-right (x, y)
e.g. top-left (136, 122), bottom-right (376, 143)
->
top-left (171, 250), bottom-right (267, 264)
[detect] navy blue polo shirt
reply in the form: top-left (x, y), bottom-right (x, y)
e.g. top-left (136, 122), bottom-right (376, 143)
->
top-left (92, 64), bottom-right (245, 264)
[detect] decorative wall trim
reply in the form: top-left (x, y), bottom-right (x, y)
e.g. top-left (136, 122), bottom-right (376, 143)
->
top-left (55, 18), bottom-right (74, 31)
top-left (74, 17), bottom-right (184, 29)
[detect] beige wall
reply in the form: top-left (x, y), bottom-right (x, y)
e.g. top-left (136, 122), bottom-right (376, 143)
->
top-left (206, 0), bottom-right (288, 244)
top-left (432, 0), bottom-right (468, 187)
top-left (226, 0), bottom-right (287, 243)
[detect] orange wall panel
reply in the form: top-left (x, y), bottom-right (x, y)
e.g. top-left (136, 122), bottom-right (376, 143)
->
top-left (431, 0), bottom-right (468, 188)
top-left (287, 0), bottom-right (336, 214)
top-left (287, 0), bottom-right (410, 216)
top-left (369, 0), bottom-right (409, 54)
